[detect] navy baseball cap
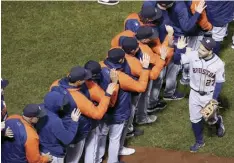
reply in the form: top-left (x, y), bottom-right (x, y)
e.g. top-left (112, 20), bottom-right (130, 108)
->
top-left (1, 79), bottom-right (9, 89)
top-left (44, 91), bottom-right (69, 110)
top-left (84, 60), bottom-right (102, 75)
top-left (141, 5), bottom-right (162, 21)
top-left (122, 37), bottom-right (139, 54)
top-left (68, 66), bottom-right (92, 83)
top-left (200, 37), bottom-right (216, 51)
top-left (158, 1), bottom-right (174, 7)
top-left (23, 104), bottom-right (46, 118)
top-left (107, 48), bottom-right (125, 63)
top-left (136, 26), bottom-right (159, 40)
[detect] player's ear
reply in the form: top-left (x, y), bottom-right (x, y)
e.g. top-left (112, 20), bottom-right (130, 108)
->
top-left (209, 50), bottom-right (213, 55)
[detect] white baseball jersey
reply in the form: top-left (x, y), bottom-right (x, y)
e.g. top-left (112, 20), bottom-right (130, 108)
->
top-left (181, 51), bottom-right (225, 93)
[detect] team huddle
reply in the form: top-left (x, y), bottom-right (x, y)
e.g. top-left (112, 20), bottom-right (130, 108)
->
top-left (1, 1), bottom-right (234, 163)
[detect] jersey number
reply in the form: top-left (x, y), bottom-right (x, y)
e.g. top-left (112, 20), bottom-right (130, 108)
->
top-left (206, 79), bottom-right (215, 86)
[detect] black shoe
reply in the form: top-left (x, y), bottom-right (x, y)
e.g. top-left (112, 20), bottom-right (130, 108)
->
top-left (163, 91), bottom-right (185, 101)
top-left (147, 100), bottom-right (167, 113)
top-left (133, 128), bottom-right (144, 137)
top-left (98, 0), bottom-right (119, 5)
top-left (126, 128), bottom-right (144, 138)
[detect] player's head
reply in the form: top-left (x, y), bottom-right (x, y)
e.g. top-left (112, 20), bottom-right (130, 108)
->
top-left (68, 66), bottom-right (92, 86)
top-left (44, 91), bottom-right (70, 115)
top-left (157, 1), bottom-right (174, 10)
top-left (1, 78), bottom-right (9, 95)
top-left (23, 104), bottom-right (47, 124)
top-left (107, 48), bottom-right (126, 65)
top-left (84, 60), bottom-right (102, 82)
top-left (135, 26), bottom-right (159, 44)
top-left (140, 5), bottom-right (163, 24)
top-left (198, 37), bottom-right (216, 59)
top-left (121, 37), bottom-right (140, 56)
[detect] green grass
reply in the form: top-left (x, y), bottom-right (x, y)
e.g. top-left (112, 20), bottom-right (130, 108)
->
top-left (2, 1), bottom-right (234, 157)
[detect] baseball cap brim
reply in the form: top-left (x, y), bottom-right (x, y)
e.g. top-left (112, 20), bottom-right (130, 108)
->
top-left (1, 79), bottom-right (9, 89)
top-left (149, 29), bottom-right (159, 39)
top-left (84, 69), bottom-right (92, 80)
top-left (152, 7), bottom-right (163, 21)
top-left (37, 106), bottom-right (47, 118)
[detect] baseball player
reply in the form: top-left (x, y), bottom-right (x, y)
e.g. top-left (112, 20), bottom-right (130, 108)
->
top-left (1, 79), bottom-right (9, 122)
top-left (1, 79), bottom-right (14, 142)
top-left (36, 92), bottom-right (81, 163)
top-left (174, 37), bottom-right (225, 152)
top-left (2, 104), bottom-right (53, 163)
top-left (205, 1), bottom-right (234, 55)
top-left (50, 66), bottom-right (116, 163)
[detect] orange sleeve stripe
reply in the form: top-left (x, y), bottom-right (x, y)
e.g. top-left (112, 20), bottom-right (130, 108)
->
top-left (21, 117), bottom-right (49, 163)
top-left (109, 84), bottom-right (119, 107)
top-left (49, 80), bottom-right (59, 91)
top-left (190, 0), bottom-right (213, 31)
top-left (68, 89), bottom-right (110, 120)
top-left (125, 55), bottom-right (142, 77)
top-left (118, 70), bottom-right (149, 93)
top-left (85, 81), bottom-right (105, 103)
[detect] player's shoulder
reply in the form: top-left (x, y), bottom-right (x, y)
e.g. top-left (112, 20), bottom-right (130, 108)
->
top-left (213, 54), bottom-right (225, 66)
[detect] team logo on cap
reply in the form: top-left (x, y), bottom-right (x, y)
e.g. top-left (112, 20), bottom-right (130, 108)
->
top-left (206, 39), bottom-right (210, 43)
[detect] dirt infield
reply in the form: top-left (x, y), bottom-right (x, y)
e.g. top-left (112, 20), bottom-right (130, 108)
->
top-left (119, 147), bottom-right (234, 163)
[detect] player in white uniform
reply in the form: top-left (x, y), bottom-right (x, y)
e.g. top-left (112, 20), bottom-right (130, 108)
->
top-left (175, 37), bottom-right (226, 152)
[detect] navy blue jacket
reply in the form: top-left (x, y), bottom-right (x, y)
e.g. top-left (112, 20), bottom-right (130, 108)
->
top-left (143, 1), bottom-right (201, 38)
top-left (36, 96), bottom-right (78, 157)
top-left (206, 1), bottom-right (234, 27)
top-left (51, 78), bottom-right (93, 144)
top-left (101, 60), bottom-right (132, 124)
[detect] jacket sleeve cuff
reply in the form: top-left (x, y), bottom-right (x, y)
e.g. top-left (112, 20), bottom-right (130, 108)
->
top-left (194, 12), bottom-right (201, 19)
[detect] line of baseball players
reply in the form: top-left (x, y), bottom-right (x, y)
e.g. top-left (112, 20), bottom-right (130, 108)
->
top-left (1, 1), bottom-right (234, 163)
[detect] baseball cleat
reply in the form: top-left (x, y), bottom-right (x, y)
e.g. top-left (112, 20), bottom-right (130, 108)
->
top-left (136, 115), bottom-right (157, 125)
top-left (147, 100), bottom-right (167, 113)
top-left (163, 91), bottom-right (185, 101)
top-left (190, 142), bottom-right (205, 153)
top-left (216, 115), bottom-right (225, 137)
top-left (126, 128), bottom-right (144, 138)
top-left (98, 0), bottom-right (119, 5)
top-left (119, 147), bottom-right (135, 156)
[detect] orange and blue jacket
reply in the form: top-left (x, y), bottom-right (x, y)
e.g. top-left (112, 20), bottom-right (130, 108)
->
top-left (111, 30), bottom-right (169, 80)
top-left (189, 0), bottom-right (212, 31)
top-left (50, 77), bottom-right (118, 143)
top-left (2, 115), bottom-right (49, 163)
top-left (99, 59), bottom-right (149, 124)
top-left (36, 102), bottom-right (79, 157)
top-left (124, 13), bottom-right (174, 66)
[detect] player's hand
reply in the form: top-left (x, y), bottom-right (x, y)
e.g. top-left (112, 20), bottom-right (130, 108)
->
top-left (106, 83), bottom-right (116, 95)
top-left (44, 152), bottom-right (53, 162)
top-left (5, 127), bottom-right (14, 138)
top-left (177, 36), bottom-right (188, 49)
top-left (160, 46), bottom-right (168, 60)
top-left (165, 25), bottom-right (174, 36)
top-left (71, 108), bottom-right (81, 122)
top-left (195, 0), bottom-right (206, 14)
top-left (110, 69), bottom-right (118, 83)
top-left (140, 53), bottom-right (150, 69)
top-left (1, 121), bottom-right (5, 130)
